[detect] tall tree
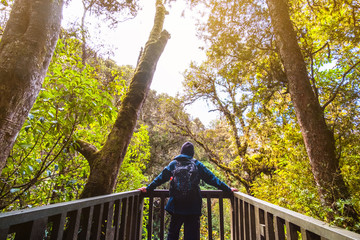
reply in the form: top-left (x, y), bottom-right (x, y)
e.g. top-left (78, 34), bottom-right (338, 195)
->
top-left (0, 0), bottom-right (64, 175)
top-left (266, 0), bottom-right (358, 221)
top-left (77, 0), bottom-right (170, 198)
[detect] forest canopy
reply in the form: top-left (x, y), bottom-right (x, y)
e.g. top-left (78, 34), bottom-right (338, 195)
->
top-left (0, 0), bottom-right (359, 233)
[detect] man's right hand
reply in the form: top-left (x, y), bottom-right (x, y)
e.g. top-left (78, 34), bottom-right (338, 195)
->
top-left (138, 187), bottom-right (147, 193)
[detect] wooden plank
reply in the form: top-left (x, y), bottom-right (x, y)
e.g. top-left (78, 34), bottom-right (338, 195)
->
top-left (231, 197), bottom-right (239, 240)
top-left (131, 196), bottom-right (139, 240)
top-left (239, 200), bottom-right (244, 240)
top-left (104, 201), bottom-right (115, 240)
top-left (29, 218), bottom-right (48, 240)
top-left (119, 198), bottom-right (128, 239)
top-left (160, 195), bottom-right (165, 240)
top-left (136, 196), bottom-right (145, 240)
top-left (273, 215), bottom-right (279, 240)
top-left (207, 196), bottom-right (213, 240)
top-left (235, 198), bottom-right (240, 240)
top-left (125, 197), bottom-right (134, 240)
top-left (113, 200), bottom-right (121, 240)
top-left (85, 206), bottom-right (94, 240)
top-left (244, 202), bottom-right (250, 240)
top-left (249, 204), bottom-right (256, 239)
top-left (147, 196), bottom-right (154, 240)
top-left (265, 212), bottom-right (275, 240)
top-left (219, 196), bottom-right (225, 240)
top-left (49, 213), bottom-right (66, 240)
top-left (258, 208), bottom-right (265, 240)
top-left (254, 206), bottom-right (261, 239)
top-left (65, 209), bottom-right (82, 240)
top-left (276, 217), bottom-right (285, 240)
top-left (91, 204), bottom-right (104, 240)
top-left (0, 190), bottom-right (141, 230)
top-left (286, 221), bottom-right (300, 240)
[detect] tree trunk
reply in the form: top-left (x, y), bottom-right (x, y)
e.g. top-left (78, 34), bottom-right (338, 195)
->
top-left (79, 0), bottom-right (170, 199)
top-left (266, 0), bottom-right (357, 220)
top-left (0, 0), bottom-right (64, 175)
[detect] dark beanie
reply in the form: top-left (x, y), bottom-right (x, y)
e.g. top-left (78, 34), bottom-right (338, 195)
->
top-left (180, 142), bottom-right (194, 157)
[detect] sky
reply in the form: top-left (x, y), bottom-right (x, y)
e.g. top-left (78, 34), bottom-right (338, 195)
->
top-left (63, 0), bottom-right (219, 126)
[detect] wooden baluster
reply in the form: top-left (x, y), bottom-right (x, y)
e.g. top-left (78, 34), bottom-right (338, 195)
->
top-left (113, 200), bottom-right (121, 240)
top-left (136, 195), bottom-right (145, 240)
top-left (83, 206), bottom-right (94, 240)
top-left (249, 204), bottom-right (256, 239)
top-left (244, 202), bottom-right (250, 240)
top-left (258, 209), bottom-right (266, 240)
top-left (147, 196), bottom-right (154, 240)
top-left (65, 209), bottom-right (81, 240)
top-left (29, 218), bottom-right (48, 240)
top-left (253, 206), bottom-right (261, 239)
top-left (48, 213), bottom-right (66, 240)
top-left (119, 198), bottom-right (128, 239)
top-left (285, 221), bottom-right (300, 240)
top-left (265, 212), bottom-right (275, 240)
top-left (103, 201), bottom-right (115, 240)
top-left (160, 195), bottom-right (165, 240)
top-left (125, 196), bottom-right (134, 240)
top-left (207, 196), bottom-right (213, 240)
top-left (231, 196), bottom-right (239, 240)
top-left (91, 204), bottom-right (104, 240)
top-left (276, 217), bottom-right (285, 240)
top-left (239, 200), bottom-right (244, 240)
top-left (131, 195), bottom-right (139, 240)
top-left (219, 196), bottom-right (225, 240)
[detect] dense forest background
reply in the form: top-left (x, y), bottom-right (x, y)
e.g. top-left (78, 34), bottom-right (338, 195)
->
top-left (0, 0), bottom-right (359, 234)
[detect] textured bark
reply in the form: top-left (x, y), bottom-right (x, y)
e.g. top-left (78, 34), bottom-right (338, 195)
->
top-left (0, 0), bottom-right (64, 174)
top-left (80, 0), bottom-right (170, 199)
top-left (266, 0), bottom-right (355, 214)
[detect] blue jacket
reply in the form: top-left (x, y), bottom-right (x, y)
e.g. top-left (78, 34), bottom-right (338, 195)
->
top-left (146, 154), bottom-right (232, 215)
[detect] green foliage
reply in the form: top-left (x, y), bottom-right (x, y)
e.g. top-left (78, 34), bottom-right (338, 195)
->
top-left (116, 125), bottom-right (151, 192)
top-left (179, 0), bottom-right (360, 230)
top-left (0, 35), bottom-right (136, 210)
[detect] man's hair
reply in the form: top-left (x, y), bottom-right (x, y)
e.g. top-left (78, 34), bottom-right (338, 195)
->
top-left (180, 142), bottom-right (194, 157)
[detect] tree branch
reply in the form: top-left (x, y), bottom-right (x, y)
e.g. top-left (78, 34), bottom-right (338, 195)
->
top-left (75, 140), bottom-right (99, 169)
top-left (322, 60), bottom-right (360, 110)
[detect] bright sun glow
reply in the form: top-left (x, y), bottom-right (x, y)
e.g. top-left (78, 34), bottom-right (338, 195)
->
top-left (63, 0), bottom-right (218, 126)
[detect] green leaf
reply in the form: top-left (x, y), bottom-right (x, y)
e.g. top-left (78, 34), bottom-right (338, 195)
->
top-left (18, 143), bottom-right (32, 149)
top-left (25, 125), bottom-right (31, 132)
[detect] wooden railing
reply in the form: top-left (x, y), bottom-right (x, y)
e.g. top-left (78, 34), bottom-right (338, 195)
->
top-left (232, 192), bottom-right (360, 240)
top-left (0, 190), bottom-right (144, 240)
top-left (143, 189), bottom-right (232, 240)
top-left (0, 190), bottom-right (359, 239)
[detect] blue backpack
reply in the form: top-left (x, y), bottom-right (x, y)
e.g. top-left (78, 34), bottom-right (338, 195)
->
top-left (170, 159), bottom-right (200, 201)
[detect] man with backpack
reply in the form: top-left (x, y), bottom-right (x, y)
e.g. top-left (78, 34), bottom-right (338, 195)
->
top-left (139, 142), bottom-right (238, 240)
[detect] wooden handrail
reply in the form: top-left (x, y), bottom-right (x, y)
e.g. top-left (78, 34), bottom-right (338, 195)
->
top-left (0, 190), bottom-right (359, 239)
top-left (142, 189), bottom-right (232, 240)
top-left (232, 192), bottom-right (360, 240)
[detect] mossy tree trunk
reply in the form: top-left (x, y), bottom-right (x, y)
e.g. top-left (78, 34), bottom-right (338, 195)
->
top-left (0, 0), bottom-right (64, 175)
top-left (77, 0), bottom-right (170, 198)
top-left (266, 0), bottom-right (358, 222)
